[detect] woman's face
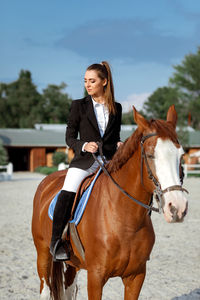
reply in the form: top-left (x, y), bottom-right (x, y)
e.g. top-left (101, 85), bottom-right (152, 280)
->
top-left (84, 70), bottom-right (107, 98)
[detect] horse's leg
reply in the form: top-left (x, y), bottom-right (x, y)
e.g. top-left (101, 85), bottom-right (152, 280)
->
top-left (63, 265), bottom-right (78, 299)
top-left (87, 270), bottom-right (104, 300)
top-left (122, 265), bottom-right (146, 300)
top-left (35, 239), bottom-right (52, 299)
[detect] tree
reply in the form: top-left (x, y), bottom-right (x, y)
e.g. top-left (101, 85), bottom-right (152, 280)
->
top-left (42, 83), bottom-right (72, 123)
top-left (140, 47), bottom-right (200, 129)
top-left (0, 70), bottom-right (73, 128)
top-left (142, 87), bottom-right (182, 121)
top-left (0, 70), bottom-right (43, 128)
top-left (0, 83), bottom-right (9, 127)
top-left (169, 47), bottom-right (200, 129)
top-left (122, 111), bottom-right (135, 124)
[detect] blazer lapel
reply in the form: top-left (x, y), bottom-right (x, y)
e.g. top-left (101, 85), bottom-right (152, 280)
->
top-left (104, 113), bottom-right (115, 136)
top-left (85, 96), bottom-right (100, 135)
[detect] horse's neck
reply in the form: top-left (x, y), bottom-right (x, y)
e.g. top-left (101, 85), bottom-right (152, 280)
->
top-left (112, 151), bottom-right (150, 209)
top-left (103, 153), bottom-right (150, 230)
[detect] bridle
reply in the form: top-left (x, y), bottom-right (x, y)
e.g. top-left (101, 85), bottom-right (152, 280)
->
top-left (140, 133), bottom-right (188, 213)
top-left (93, 134), bottom-right (188, 214)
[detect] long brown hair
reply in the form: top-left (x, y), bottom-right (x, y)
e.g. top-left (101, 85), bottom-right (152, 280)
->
top-left (86, 61), bottom-right (116, 114)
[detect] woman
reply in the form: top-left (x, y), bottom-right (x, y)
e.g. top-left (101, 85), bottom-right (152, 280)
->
top-left (50, 61), bottom-right (122, 261)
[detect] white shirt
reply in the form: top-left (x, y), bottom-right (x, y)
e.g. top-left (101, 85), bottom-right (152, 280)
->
top-left (82, 98), bottom-right (109, 152)
top-left (92, 97), bottom-right (109, 137)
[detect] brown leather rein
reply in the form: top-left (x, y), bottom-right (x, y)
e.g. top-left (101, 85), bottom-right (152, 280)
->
top-left (93, 134), bottom-right (188, 214)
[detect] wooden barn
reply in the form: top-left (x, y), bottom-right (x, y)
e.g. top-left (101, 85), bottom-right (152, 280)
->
top-left (0, 125), bottom-right (67, 171)
top-left (0, 124), bottom-right (200, 172)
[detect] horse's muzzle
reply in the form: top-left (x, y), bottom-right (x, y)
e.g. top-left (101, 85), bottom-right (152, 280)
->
top-left (163, 192), bottom-right (188, 223)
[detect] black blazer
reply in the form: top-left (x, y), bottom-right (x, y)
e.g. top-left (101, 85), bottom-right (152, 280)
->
top-left (66, 96), bottom-right (122, 170)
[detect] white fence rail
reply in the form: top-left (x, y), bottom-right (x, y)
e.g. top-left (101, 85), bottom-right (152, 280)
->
top-left (183, 164), bottom-right (200, 178)
top-left (0, 162), bottom-right (13, 181)
top-left (58, 162), bottom-right (69, 170)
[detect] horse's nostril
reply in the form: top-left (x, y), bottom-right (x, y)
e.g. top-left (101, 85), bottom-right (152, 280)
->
top-left (170, 205), bottom-right (178, 218)
top-left (182, 208), bottom-right (187, 218)
top-left (169, 204), bottom-right (176, 213)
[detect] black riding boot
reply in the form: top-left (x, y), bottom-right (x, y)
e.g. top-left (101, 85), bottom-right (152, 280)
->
top-left (50, 190), bottom-right (76, 261)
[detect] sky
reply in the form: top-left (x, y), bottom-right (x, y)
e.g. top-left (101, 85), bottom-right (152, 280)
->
top-left (1, 0), bottom-right (200, 112)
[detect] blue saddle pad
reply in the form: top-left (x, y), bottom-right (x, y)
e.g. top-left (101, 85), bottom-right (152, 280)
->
top-left (48, 168), bottom-right (102, 226)
top-left (48, 191), bottom-right (61, 221)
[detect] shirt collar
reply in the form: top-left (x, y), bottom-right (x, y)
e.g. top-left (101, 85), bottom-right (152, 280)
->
top-left (92, 97), bottom-right (104, 107)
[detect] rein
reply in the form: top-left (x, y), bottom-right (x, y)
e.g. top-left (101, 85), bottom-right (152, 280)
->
top-left (93, 134), bottom-right (188, 214)
top-left (93, 140), bottom-right (159, 213)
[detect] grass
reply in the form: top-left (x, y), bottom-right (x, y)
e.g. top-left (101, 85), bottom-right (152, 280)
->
top-left (34, 166), bottom-right (58, 175)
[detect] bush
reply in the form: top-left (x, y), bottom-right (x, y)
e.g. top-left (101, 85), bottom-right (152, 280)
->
top-left (0, 140), bottom-right (8, 165)
top-left (52, 151), bottom-right (67, 166)
top-left (34, 166), bottom-right (58, 175)
top-left (187, 173), bottom-right (200, 178)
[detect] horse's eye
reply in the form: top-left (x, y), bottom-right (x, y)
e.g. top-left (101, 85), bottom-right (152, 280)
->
top-left (147, 154), bottom-right (155, 159)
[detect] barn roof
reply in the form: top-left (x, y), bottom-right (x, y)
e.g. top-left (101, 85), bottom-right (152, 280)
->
top-left (0, 128), bottom-right (66, 147)
top-left (186, 131), bottom-right (200, 147)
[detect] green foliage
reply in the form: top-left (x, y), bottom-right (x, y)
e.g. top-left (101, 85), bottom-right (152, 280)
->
top-left (169, 47), bottom-right (200, 129)
top-left (142, 87), bottom-right (182, 121)
top-left (0, 70), bottom-right (72, 128)
top-left (177, 128), bottom-right (189, 146)
top-left (140, 47), bottom-right (200, 129)
top-left (188, 98), bottom-right (200, 129)
top-left (188, 173), bottom-right (200, 177)
top-left (170, 47), bottom-right (200, 93)
top-left (0, 140), bottom-right (8, 165)
top-left (122, 111), bottom-right (135, 124)
top-left (34, 166), bottom-right (58, 175)
top-left (0, 70), bottom-right (43, 128)
top-left (52, 151), bottom-right (67, 166)
top-left (42, 83), bottom-right (72, 123)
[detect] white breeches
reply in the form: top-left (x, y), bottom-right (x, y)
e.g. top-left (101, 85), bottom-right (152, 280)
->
top-left (62, 159), bottom-right (103, 193)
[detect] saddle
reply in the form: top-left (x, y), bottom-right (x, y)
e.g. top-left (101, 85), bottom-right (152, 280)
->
top-left (71, 170), bottom-right (98, 218)
top-left (48, 169), bottom-right (100, 222)
top-left (62, 168), bottom-right (102, 262)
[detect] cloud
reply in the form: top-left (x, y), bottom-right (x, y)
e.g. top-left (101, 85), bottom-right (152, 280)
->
top-left (23, 38), bottom-right (49, 48)
top-left (121, 92), bottom-right (151, 112)
top-left (171, 0), bottom-right (200, 21)
top-left (56, 18), bottom-right (199, 64)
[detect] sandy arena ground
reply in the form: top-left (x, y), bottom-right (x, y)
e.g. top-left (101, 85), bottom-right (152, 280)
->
top-left (0, 172), bottom-right (200, 300)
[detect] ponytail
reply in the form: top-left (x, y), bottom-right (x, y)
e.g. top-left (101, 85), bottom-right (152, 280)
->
top-left (86, 61), bottom-right (116, 114)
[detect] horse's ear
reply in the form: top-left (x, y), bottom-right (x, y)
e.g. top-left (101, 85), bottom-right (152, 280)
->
top-left (166, 105), bottom-right (177, 129)
top-left (133, 106), bottom-right (149, 130)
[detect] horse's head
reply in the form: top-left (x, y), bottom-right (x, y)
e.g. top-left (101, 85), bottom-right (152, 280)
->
top-left (133, 105), bottom-right (188, 223)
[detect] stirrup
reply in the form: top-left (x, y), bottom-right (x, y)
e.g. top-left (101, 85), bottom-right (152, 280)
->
top-left (50, 239), bottom-right (70, 262)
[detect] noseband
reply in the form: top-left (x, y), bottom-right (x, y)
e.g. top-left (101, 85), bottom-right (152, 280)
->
top-left (93, 134), bottom-right (188, 214)
top-left (140, 133), bottom-right (188, 213)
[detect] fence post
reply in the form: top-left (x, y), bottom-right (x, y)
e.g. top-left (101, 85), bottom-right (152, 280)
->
top-left (7, 162), bottom-right (13, 179)
top-left (183, 164), bottom-right (187, 179)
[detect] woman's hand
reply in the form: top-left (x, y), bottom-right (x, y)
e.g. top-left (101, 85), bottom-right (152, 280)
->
top-left (84, 142), bottom-right (98, 153)
top-left (117, 141), bottom-right (123, 148)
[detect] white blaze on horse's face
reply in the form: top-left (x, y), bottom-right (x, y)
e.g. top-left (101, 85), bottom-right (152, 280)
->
top-left (154, 138), bottom-right (188, 223)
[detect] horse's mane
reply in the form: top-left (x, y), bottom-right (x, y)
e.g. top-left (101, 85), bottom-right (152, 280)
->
top-left (107, 128), bottom-right (143, 173)
top-left (107, 119), bottom-right (178, 173)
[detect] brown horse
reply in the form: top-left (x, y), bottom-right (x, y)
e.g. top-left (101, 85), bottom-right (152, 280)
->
top-left (32, 106), bottom-right (188, 300)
